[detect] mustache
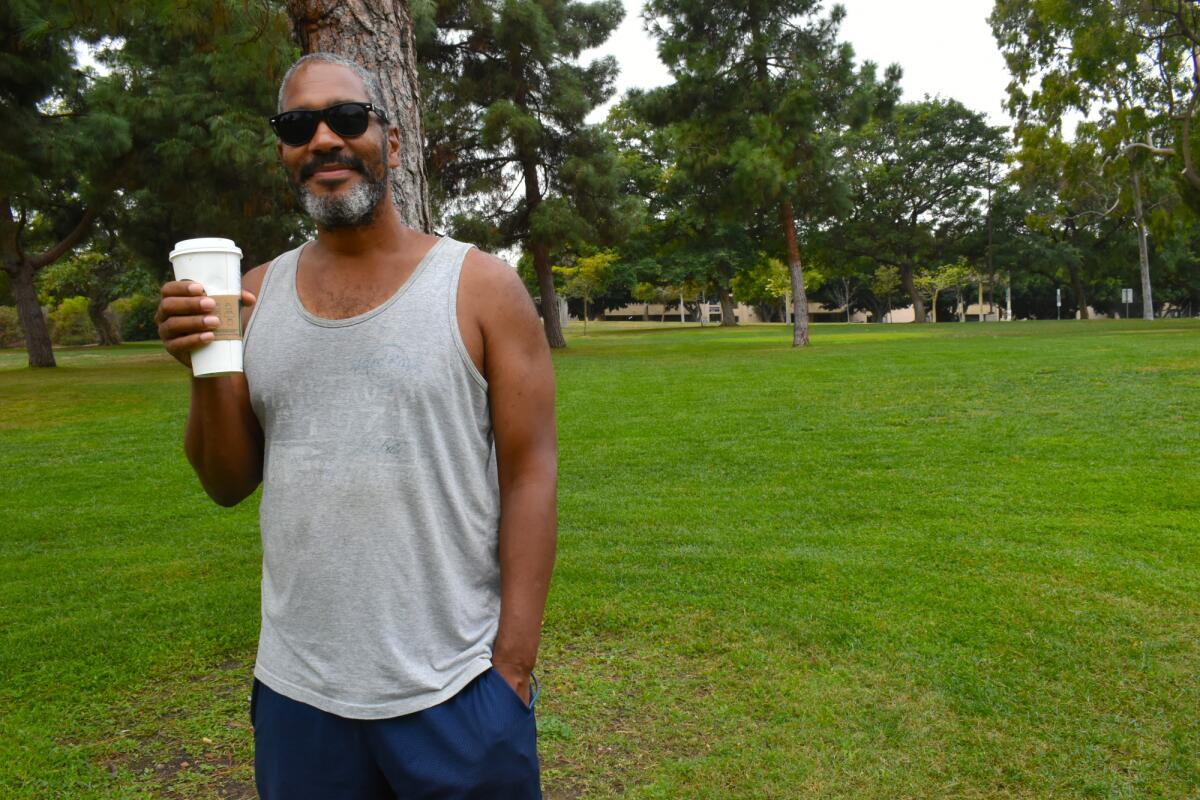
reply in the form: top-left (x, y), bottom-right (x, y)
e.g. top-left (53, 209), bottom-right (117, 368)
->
top-left (299, 153), bottom-right (366, 182)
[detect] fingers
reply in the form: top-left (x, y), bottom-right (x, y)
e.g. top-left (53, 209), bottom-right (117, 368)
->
top-left (158, 280), bottom-right (227, 367)
top-left (163, 331), bottom-right (215, 365)
top-left (156, 294), bottom-right (216, 323)
top-left (242, 289), bottom-right (257, 307)
top-left (158, 312), bottom-right (220, 340)
top-left (161, 280), bottom-right (206, 298)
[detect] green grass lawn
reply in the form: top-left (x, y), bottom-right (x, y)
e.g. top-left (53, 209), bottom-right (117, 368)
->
top-left (2, 320), bottom-right (1198, 799)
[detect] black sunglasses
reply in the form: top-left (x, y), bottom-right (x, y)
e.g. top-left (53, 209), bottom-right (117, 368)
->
top-left (269, 102), bottom-right (389, 146)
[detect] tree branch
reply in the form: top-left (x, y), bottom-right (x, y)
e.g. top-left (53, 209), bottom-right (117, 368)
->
top-left (1123, 141), bottom-right (1177, 157)
top-left (29, 205), bottom-right (99, 269)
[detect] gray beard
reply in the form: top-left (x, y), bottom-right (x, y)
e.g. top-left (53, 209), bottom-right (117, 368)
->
top-left (295, 167), bottom-right (388, 229)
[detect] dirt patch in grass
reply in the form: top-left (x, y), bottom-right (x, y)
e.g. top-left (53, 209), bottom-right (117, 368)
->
top-left (84, 657), bottom-right (257, 799)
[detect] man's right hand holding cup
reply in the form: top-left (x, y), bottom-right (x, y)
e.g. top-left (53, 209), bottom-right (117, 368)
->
top-left (156, 280), bottom-right (257, 369)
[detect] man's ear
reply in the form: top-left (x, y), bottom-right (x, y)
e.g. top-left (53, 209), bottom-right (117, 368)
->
top-left (388, 125), bottom-right (401, 169)
top-left (276, 141), bottom-right (284, 162)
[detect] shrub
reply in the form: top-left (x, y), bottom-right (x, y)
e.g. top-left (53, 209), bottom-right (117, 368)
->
top-left (49, 296), bottom-right (96, 346)
top-left (0, 306), bottom-right (23, 348)
top-left (110, 294), bottom-right (159, 342)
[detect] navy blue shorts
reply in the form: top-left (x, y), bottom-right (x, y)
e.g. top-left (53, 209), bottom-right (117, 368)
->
top-left (251, 668), bottom-right (542, 799)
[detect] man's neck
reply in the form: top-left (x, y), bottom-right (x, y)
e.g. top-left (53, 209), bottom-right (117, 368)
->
top-left (311, 201), bottom-right (416, 264)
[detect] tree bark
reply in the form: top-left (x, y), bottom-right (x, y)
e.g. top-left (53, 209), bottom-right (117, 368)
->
top-left (286, 0), bottom-right (432, 232)
top-left (517, 151), bottom-right (565, 348)
top-left (1067, 261), bottom-right (1089, 320)
top-left (3, 198), bottom-right (102, 367)
top-left (1130, 166), bottom-right (1155, 320)
top-left (88, 298), bottom-right (121, 345)
top-left (532, 242), bottom-right (565, 348)
top-left (900, 264), bottom-right (926, 323)
top-left (8, 259), bottom-right (55, 367)
top-left (779, 200), bottom-right (810, 346)
top-left (718, 287), bottom-right (735, 326)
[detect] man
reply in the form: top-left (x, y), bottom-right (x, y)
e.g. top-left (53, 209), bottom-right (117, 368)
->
top-left (155, 52), bottom-right (557, 799)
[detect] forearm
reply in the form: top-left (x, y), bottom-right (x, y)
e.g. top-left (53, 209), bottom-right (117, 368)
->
top-left (184, 374), bottom-right (263, 507)
top-left (492, 469), bottom-right (557, 672)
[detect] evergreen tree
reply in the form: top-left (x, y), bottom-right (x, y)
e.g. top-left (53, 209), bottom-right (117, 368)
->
top-left (641, 0), bottom-right (899, 344)
top-left (415, 0), bottom-right (631, 348)
top-left (1, 0), bottom-right (301, 367)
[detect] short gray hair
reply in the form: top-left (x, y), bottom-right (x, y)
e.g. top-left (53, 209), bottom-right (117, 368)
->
top-left (277, 53), bottom-right (390, 121)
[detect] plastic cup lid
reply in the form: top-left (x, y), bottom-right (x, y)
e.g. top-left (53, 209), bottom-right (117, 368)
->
top-left (169, 237), bottom-right (243, 260)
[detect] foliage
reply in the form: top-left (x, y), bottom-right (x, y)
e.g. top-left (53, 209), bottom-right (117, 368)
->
top-left (110, 294), bottom-right (160, 342)
top-left (0, 306), bottom-right (22, 347)
top-left (731, 256), bottom-right (789, 307)
top-left (640, 0), bottom-right (900, 339)
top-left (989, 0), bottom-right (1200, 319)
top-left (415, 0), bottom-right (633, 346)
top-left (554, 250), bottom-right (615, 329)
top-left (47, 296), bottom-right (95, 346)
top-left (914, 261), bottom-right (973, 322)
top-left (990, 0), bottom-right (1200, 195)
top-left (862, 265), bottom-right (902, 322)
top-left (36, 247), bottom-right (153, 306)
top-left (1, 0), bottom-right (304, 365)
top-left (555, 251), bottom-right (615, 302)
top-left (822, 98), bottom-right (1007, 322)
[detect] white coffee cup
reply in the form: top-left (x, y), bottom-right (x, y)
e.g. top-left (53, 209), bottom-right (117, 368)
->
top-left (169, 237), bottom-right (244, 378)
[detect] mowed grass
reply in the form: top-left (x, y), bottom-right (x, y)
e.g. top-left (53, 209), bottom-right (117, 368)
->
top-left (1, 319), bottom-right (1198, 799)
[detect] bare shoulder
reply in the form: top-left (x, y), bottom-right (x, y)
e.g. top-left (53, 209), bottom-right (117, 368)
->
top-left (242, 262), bottom-right (271, 297)
top-left (460, 248), bottom-right (541, 333)
top-left (458, 247), bottom-right (549, 383)
top-left (239, 262), bottom-right (272, 329)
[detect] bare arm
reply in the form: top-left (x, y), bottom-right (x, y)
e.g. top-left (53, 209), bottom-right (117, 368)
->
top-left (157, 264), bottom-right (269, 507)
top-left (463, 251), bottom-right (558, 704)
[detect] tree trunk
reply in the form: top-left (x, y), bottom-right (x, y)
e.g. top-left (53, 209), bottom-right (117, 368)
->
top-left (2, 195), bottom-right (102, 366)
top-left (88, 298), bottom-right (121, 346)
top-left (642, 304), bottom-right (649, 321)
top-left (9, 260), bottom-right (55, 367)
top-left (900, 264), bottom-right (926, 323)
top-left (779, 200), bottom-right (809, 346)
top-left (718, 287), bottom-right (735, 326)
top-left (1130, 167), bottom-right (1155, 320)
top-left (286, 0), bottom-right (432, 232)
top-left (1066, 261), bottom-right (1089, 321)
top-left (532, 242), bottom-right (565, 348)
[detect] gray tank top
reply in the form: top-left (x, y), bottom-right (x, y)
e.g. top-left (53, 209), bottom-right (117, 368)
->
top-left (242, 237), bottom-right (500, 719)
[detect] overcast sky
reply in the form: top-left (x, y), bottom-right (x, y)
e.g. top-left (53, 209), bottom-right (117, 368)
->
top-left (584, 0), bottom-right (1015, 130)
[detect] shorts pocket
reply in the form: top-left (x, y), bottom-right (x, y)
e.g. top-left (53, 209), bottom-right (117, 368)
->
top-left (489, 667), bottom-right (535, 714)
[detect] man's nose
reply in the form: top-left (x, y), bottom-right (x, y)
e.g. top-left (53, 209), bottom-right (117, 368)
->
top-left (308, 119), bottom-right (345, 150)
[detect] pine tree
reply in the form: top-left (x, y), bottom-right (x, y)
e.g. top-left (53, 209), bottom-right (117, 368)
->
top-left (416, 0), bottom-right (630, 348)
top-left (1, 0), bottom-right (301, 367)
top-left (641, 0), bottom-right (899, 345)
